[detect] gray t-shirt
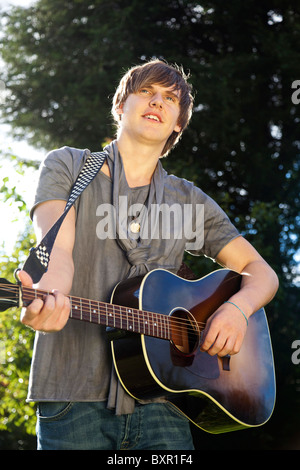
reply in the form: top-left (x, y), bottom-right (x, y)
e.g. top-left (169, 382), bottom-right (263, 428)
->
top-left (27, 146), bottom-right (240, 407)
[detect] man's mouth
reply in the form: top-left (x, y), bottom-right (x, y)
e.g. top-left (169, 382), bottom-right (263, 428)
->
top-left (143, 113), bottom-right (162, 123)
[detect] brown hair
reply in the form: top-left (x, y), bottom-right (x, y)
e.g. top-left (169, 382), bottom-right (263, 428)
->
top-left (112, 59), bottom-right (194, 156)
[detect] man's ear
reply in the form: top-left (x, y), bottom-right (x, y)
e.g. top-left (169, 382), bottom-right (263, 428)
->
top-left (115, 103), bottom-right (123, 120)
top-left (174, 122), bottom-right (182, 133)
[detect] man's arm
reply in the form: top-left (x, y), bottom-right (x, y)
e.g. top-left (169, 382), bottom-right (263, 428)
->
top-left (200, 236), bottom-right (279, 357)
top-left (18, 200), bottom-right (75, 333)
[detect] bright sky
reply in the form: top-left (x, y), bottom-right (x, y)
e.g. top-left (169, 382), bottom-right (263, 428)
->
top-left (0, 0), bottom-right (41, 255)
top-left (1, 0), bottom-right (37, 7)
top-left (0, 134), bottom-right (42, 255)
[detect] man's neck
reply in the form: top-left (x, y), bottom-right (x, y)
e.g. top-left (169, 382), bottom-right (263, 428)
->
top-left (116, 135), bottom-right (163, 188)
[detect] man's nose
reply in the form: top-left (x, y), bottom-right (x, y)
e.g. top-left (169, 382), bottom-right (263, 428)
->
top-left (150, 93), bottom-right (163, 108)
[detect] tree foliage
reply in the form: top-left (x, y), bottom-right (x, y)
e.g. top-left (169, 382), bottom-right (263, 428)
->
top-left (0, 0), bottom-right (299, 449)
top-left (0, 154), bottom-right (38, 448)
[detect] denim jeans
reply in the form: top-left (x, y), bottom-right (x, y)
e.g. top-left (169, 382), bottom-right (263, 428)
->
top-left (36, 401), bottom-right (194, 450)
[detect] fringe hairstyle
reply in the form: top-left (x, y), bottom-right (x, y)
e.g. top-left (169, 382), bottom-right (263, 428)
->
top-left (112, 59), bottom-right (194, 156)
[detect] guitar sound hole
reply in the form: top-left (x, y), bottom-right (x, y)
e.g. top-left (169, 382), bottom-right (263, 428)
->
top-left (169, 308), bottom-right (200, 356)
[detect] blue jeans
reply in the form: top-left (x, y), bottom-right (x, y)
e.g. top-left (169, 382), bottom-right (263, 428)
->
top-left (36, 401), bottom-right (194, 450)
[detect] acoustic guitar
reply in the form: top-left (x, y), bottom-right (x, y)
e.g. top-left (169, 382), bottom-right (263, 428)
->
top-left (0, 268), bottom-right (276, 434)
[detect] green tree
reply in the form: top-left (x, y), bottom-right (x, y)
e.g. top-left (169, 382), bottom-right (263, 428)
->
top-left (0, 153), bottom-right (39, 449)
top-left (0, 0), bottom-right (299, 449)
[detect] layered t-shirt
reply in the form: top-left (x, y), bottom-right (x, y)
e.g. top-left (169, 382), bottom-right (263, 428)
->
top-left (26, 142), bottom-right (240, 414)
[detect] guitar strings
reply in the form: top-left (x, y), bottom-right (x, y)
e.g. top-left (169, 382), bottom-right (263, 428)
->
top-left (24, 287), bottom-right (206, 338)
top-left (0, 283), bottom-right (206, 338)
top-left (0, 283), bottom-right (207, 338)
top-left (1, 282), bottom-right (206, 337)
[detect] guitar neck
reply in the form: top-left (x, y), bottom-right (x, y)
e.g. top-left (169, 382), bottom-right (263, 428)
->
top-left (21, 286), bottom-right (171, 340)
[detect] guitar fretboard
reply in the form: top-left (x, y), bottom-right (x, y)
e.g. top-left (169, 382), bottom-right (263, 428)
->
top-left (21, 287), bottom-right (171, 340)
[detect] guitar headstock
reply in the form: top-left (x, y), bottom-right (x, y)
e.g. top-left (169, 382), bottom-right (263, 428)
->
top-left (0, 278), bottom-right (20, 312)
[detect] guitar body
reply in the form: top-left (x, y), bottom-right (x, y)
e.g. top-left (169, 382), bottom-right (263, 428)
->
top-left (110, 268), bottom-right (276, 434)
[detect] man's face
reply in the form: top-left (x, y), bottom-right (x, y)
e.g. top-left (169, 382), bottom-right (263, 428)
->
top-left (116, 84), bottom-right (182, 148)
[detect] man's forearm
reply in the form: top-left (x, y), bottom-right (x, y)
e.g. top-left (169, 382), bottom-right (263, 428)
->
top-left (227, 260), bottom-right (279, 321)
top-left (35, 245), bottom-right (74, 295)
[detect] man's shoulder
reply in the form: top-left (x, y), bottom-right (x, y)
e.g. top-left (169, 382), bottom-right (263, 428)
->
top-left (42, 146), bottom-right (90, 178)
top-left (45, 145), bottom-right (89, 162)
top-left (163, 169), bottom-right (194, 188)
top-left (163, 170), bottom-right (207, 201)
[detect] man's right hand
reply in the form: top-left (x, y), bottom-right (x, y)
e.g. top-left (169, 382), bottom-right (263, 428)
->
top-left (18, 270), bottom-right (71, 333)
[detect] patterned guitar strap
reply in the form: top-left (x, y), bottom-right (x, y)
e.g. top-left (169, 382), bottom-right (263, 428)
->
top-left (21, 150), bottom-right (107, 283)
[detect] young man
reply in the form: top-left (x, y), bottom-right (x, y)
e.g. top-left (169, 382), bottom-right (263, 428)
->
top-left (18, 59), bottom-right (278, 450)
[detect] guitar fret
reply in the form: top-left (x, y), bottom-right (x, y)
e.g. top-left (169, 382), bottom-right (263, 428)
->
top-left (114, 305), bottom-right (117, 328)
top-left (108, 304), bottom-right (112, 327)
top-left (91, 301), bottom-right (97, 323)
top-left (152, 312), bottom-right (157, 337)
top-left (147, 312), bottom-right (150, 335)
top-left (159, 315), bottom-right (163, 338)
top-left (144, 312), bottom-right (149, 335)
top-left (142, 310), bottom-right (146, 334)
top-left (113, 305), bottom-right (116, 328)
top-left (118, 305), bottom-right (122, 330)
top-left (126, 307), bottom-right (129, 331)
top-left (127, 308), bottom-right (133, 332)
top-left (120, 306), bottom-right (123, 329)
top-left (98, 301), bottom-right (101, 324)
top-left (166, 316), bottom-right (170, 340)
top-left (136, 309), bottom-right (140, 333)
top-left (111, 305), bottom-right (114, 328)
top-left (157, 314), bottom-right (162, 337)
top-left (152, 312), bottom-right (156, 337)
top-left (162, 315), bottom-right (167, 339)
top-left (147, 313), bottom-right (151, 335)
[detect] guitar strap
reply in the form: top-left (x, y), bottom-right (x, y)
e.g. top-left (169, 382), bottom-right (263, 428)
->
top-left (22, 150), bottom-right (107, 283)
